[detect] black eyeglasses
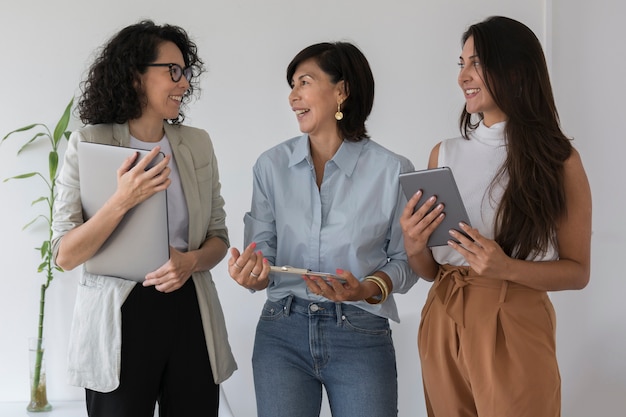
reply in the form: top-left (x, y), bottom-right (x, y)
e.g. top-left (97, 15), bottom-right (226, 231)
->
top-left (145, 63), bottom-right (193, 82)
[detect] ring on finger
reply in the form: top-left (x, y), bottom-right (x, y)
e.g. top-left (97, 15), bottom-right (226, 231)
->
top-left (250, 271), bottom-right (260, 278)
top-left (234, 261), bottom-right (244, 269)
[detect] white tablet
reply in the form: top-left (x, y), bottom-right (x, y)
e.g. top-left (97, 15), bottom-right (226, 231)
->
top-left (399, 167), bottom-right (471, 247)
top-left (270, 266), bottom-right (346, 283)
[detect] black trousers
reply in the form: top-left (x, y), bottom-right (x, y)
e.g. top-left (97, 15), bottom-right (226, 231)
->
top-left (86, 279), bottom-right (219, 417)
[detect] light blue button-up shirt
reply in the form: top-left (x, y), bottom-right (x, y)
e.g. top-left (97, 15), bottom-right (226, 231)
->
top-left (244, 134), bottom-right (419, 322)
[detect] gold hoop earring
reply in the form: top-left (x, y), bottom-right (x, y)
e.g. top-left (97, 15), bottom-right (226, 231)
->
top-left (335, 102), bottom-right (344, 121)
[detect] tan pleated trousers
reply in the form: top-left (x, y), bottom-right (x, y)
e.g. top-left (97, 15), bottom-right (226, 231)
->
top-left (418, 264), bottom-right (561, 417)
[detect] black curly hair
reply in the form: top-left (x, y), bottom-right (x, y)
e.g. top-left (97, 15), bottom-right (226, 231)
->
top-left (78, 20), bottom-right (205, 125)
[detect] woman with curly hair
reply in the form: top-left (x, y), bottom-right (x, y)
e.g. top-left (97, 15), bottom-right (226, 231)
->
top-left (52, 20), bottom-right (236, 416)
top-left (400, 16), bottom-right (591, 416)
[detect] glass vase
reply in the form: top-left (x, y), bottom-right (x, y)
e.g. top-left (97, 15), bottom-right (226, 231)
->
top-left (27, 337), bottom-right (52, 412)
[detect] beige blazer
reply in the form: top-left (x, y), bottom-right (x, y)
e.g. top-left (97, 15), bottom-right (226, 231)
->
top-left (52, 122), bottom-right (237, 391)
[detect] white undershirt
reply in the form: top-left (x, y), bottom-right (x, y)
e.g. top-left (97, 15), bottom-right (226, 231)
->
top-left (130, 135), bottom-right (189, 252)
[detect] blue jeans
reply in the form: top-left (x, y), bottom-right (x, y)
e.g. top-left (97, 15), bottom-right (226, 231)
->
top-left (252, 296), bottom-right (397, 417)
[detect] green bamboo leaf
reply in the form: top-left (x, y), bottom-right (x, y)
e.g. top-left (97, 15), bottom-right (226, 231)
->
top-left (31, 196), bottom-right (47, 206)
top-left (53, 98), bottom-right (74, 145)
top-left (41, 241), bottom-right (50, 256)
top-left (49, 151), bottom-right (58, 180)
top-left (22, 214), bottom-right (46, 230)
top-left (4, 172), bottom-right (37, 181)
top-left (37, 261), bottom-right (47, 273)
top-left (1, 123), bottom-right (43, 142)
top-left (17, 132), bottom-right (49, 155)
top-left (22, 217), bottom-right (38, 230)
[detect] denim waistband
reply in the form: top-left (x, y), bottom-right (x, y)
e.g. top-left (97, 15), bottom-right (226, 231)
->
top-left (272, 295), bottom-right (368, 324)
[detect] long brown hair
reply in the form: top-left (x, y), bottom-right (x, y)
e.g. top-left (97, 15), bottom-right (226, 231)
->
top-left (460, 16), bottom-right (572, 259)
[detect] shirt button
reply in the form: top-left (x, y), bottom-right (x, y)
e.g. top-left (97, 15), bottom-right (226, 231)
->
top-left (310, 304), bottom-right (320, 312)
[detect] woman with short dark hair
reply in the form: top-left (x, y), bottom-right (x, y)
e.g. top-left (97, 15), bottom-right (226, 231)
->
top-left (228, 41), bottom-right (418, 417)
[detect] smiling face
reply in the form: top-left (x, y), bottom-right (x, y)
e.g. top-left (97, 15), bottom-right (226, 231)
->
top-left (138, 41), bottom-right (190, 125)
top-left (288, 58), bottom-right (345, 141)
top-left (458, 36), bottom-right (507, 126)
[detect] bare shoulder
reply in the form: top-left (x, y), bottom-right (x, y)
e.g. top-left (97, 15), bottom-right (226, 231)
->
top-left (564, 147), bottom-right (590, 185)
top-left (428, 142), bottom-right (442, 169)
top-left (561, 146), bottom-right (592, 230)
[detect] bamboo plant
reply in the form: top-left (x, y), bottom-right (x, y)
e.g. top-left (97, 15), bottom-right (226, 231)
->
top-left (1, 97), bottom-right (73, 411)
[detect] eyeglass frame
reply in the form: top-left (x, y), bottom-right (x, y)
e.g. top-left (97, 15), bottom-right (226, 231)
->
top-left (144, 63), bottom-right (193, 83)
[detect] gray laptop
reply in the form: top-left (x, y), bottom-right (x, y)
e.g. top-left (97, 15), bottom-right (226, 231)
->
top-left (77, 141), bottom-right (169, 281)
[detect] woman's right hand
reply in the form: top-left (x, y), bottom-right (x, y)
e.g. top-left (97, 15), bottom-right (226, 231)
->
top-left (112, 146), bottom-right (171, 212)
top-left (399, 190), bottom-right (445, 254)
top-left (228, 243), bottom-right (270, 291)
top-left (399, 190), bottom-right (445, 280)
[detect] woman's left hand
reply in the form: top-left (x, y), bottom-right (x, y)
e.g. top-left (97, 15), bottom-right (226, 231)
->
top-left (143, 246), bottom-right (193, 293)
top-left (303, 269), bottom-right (368, 302)
top-left (447, 223), bottom-right (511, 279)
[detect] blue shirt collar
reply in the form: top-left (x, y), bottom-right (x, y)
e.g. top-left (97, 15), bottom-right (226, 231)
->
top-left (289, 134), bottom-right (366, 177)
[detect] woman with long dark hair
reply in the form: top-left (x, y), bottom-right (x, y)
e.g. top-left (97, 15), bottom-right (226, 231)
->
top-left (400, 16), bottom-right (591, 416)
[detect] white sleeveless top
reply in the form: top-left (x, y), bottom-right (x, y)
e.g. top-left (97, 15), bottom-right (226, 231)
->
top-left (432, 121), bottom-right (556, 266)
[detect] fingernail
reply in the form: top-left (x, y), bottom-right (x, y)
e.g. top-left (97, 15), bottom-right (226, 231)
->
top-left (251, 242), bottom-right (257, 249)
top-left (263, 258), bottom-right (268, 264)
top-left (336, 269), bottom-right (344, 275)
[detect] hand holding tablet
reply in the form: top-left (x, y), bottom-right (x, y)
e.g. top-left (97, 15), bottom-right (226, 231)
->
top-left (399, 167), bottom-right (471, 247)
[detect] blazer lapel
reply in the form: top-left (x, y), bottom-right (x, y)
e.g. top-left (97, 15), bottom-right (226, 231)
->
top-left (163, 123), bottom-right (201, 249)
top-left (111, 123), bottom-right (131, 147)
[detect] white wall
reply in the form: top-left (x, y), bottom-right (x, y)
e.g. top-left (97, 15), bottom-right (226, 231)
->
top-left (1, 1), bottom-right (623, 416)
top-left (550, 0), bottom-right (626, 415)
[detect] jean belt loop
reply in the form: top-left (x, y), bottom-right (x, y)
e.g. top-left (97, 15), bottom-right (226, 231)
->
top-left (283, 295), bottom-right (294, 316)
top-left (498, 281), bottom-right (509, 304)
top-left (335, 302), bottom-right (343, 325)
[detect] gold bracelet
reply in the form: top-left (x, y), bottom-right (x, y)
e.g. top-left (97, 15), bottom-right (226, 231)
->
top-left (366, 276), bottom-right (388, 304)
top-left (364, 275), bottom-right (389, 305)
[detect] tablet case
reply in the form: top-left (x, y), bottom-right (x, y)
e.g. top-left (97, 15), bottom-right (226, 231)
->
top-left (399, 167), bottom-right (471, 247)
